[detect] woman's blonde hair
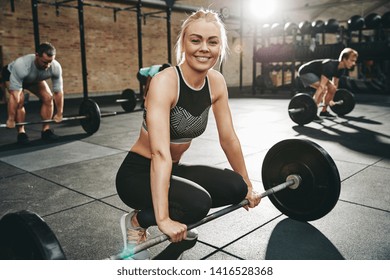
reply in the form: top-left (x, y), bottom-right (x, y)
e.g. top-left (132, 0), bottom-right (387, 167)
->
top-left (175, 9), bottom-right (228, 65)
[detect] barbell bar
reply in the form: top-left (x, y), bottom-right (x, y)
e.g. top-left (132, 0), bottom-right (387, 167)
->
top-left (288, 89), bottom-right (356, 126)
top-left (0, 139), bottom-right (341, 260)
top-left (110, 174), bottom-right (302, 260)
top-left (0, 113), bottom-right (115, 127)
top-left (288, 99), bottom-right (343, 114)
top-left (0, 99), bottom-right (116, 135)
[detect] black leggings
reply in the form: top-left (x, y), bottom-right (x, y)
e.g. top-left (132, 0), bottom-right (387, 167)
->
top-left (116, 152), bottom-right (248, 229)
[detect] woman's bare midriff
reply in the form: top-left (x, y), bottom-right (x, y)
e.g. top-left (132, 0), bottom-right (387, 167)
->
top-left (130, 128), bottom-right (191, 163)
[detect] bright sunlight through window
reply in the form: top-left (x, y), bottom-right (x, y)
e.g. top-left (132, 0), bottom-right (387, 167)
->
top-left (249, 0), bottom-right (277, 21)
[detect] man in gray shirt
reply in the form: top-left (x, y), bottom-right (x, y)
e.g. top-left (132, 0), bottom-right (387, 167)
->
top-left (2, 42), bottom-right (64, 144)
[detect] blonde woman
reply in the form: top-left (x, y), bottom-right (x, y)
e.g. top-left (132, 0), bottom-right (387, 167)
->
top-left (116, 9), bottom-right (261, 260)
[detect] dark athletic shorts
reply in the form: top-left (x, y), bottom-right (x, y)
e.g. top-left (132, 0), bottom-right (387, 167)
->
top-left (1, 65), bottom-right (10, 83)
top-left (299, 73), bottom-right (320, 87)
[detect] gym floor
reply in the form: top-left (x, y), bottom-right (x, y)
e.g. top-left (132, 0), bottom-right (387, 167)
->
top-left (0, 91), bottom-right (389, 260)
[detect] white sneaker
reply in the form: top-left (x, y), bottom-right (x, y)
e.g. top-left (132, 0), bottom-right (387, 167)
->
top-left (119, 211), bottom-right (150, 260)
top-left (177, 228), bottom-right (199, 260)
top-left (185, 228), bottom-right (199, 240)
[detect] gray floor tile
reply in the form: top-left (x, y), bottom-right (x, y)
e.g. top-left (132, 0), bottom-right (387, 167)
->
top-left (0, 141), bottom-right (122, 172)
top-left (224, 217), bottom-right (345, 260)
top-left (334, 160), bottom-right (368, 181)
top-left (82, 131), bottom-right (140, 151)
top-left (42, 201), bottom-right (125, 260)
top-left (101, 194), bottom-right (129, 211)
top-left (194, 199), bottom-right (283, 249)
top-left (0, 172), bottom-right (92, 216)
top-left (0, 161), bottom-right (26, 179)
top-left (310, 200), bottom-right (390, 260)
top-left (33, 153), bottom-right (127, 199)
top-left (374, 158), bottom-right (390, 168)
top-left (340, 165), bottom-right (390, 211)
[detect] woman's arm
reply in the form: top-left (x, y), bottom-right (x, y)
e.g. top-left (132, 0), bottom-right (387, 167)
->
top-left (146, 69), bottom-right (188, 241)
top-left (210, 70), bottom-right (260, 208)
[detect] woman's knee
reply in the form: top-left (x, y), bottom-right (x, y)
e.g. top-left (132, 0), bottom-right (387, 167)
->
top-left (116, 170), bottom-right (152, 210)
top-left (170, 176), bottom-right (212, 223)
top-left (188, 189), bottom-right (212, 220)
top-left (223, 169), bottom-right (248, 201)
top-left (169, 197), bottom-right (210, 224)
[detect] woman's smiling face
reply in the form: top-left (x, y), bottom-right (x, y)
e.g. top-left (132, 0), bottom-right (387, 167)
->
top-left (182, 19), bottom-right (221, 71)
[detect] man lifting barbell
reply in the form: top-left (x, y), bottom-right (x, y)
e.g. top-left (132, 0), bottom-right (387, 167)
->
top-left (288, 88), bottom-right (356, 126)
top-left (298, 48), bottom-right (358, 120)
top-left (1, 42), bottom-right (64, 144)
top-left (115, 9), bottom-right (261, 260)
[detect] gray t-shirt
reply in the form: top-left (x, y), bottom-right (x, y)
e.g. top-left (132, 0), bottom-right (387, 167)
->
top-left (7, 54), bottom-right (63, 92)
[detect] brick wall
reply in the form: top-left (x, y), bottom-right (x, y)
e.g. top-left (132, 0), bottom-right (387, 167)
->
top-left (0, 0), bottom-right (254, 97)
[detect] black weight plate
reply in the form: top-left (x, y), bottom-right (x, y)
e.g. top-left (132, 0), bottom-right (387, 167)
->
top-left (261, 139), bottom-right (341, 221)
top-left (288, 93), bottom-right (317, 126)
top-left (79, 99), bottom-right (101, 135)
top-left (330, 89), bottom-right (355, 116)
top-left (0, 210), bottom-right (66, 260)
top-left (120, 88), bottom-right (137, 112)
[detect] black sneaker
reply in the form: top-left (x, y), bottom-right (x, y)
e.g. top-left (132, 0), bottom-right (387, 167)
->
top-left (41, 129), bottom-right (59, 141)
top-left (319, 111), bottom-right (336, 118)
top-left (17, 133), bottom-right (30, 145)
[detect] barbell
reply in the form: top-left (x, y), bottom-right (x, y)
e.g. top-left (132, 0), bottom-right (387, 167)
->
top-left (114, 175), bottom-right (302, 260)
top-left (115, 88), bottom-right (138, 112)
top-left (288, 89), bottom-right (356, 126)
top-left (0, 138), bottom-right (341, 260)
top-left (0, 99), bottom-right (116, 135)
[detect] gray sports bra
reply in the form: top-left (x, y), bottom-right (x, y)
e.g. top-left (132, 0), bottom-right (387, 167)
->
top-left (142, 66), bottom-right (212, 143)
